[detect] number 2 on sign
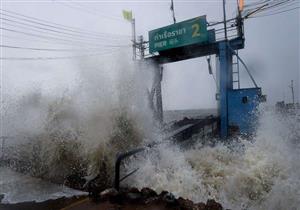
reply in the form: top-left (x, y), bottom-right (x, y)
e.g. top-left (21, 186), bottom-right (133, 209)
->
top-left (192, 23), bottom-right (200, 37)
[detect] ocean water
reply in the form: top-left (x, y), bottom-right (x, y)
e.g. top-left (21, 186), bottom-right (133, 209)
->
top-left (1, 49), bottom-right (299, 209)
top-left (0, 167), bottom-right (86, 204)
top-left (163, 109), bottom-right (218, 123)
top-left (0, 49), bottom-right (156, 203)
top-left (124, 107), bottom-right (300, 210)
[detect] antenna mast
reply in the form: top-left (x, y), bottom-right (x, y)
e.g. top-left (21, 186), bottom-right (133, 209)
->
top-left (170, 0), bottom-right (176, 24)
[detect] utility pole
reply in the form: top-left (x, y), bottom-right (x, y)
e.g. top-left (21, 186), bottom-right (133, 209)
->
top-left (132, 18), bottom-right (136, 60)
top-left (236, 0), bottom-right (244, 38)
top-left (290, 80), bottom-right (295, 105)
top-left (138, 35), bottom-right (145, 59)
top-left (156, 66), bottom-right (163, 124)
top-left (223, 0), bottom-right (228, 40)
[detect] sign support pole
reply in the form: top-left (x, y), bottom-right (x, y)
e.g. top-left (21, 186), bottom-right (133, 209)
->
top-left (223, 0), bottom-right (228, 40)
top-left (155, 65), bottom-right (163, 124)
top-left (219, 41), bottom-right (233, 138)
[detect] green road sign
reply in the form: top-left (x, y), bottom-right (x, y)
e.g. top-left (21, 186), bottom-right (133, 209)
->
top-left (149, 16), bottom-right (208, 53)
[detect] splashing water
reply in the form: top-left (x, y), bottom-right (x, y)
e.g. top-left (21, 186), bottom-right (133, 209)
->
top-left (125, 107), bottom-right (300, 210)
top-left (1, 49), bottom-right (158, 189)
top-left (1, 49), bottom-right (299, 209)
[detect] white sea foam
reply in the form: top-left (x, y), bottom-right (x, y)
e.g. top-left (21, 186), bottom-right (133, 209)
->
top-left (125, 107), bottom-right (300, 210)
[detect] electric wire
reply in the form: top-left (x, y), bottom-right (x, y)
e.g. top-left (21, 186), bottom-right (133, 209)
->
top-left (0, 9), bottom-right (129, 38)
top-left (0, 12), bottom-right (129, 42)
top-left (0, 18), bottom-right (129, 46)
top-left (252, 0), bottom-right (296, 13)
top-left (68, 0), bottom-right (123, 20)
top-left (56, 0), bottom-right (124, 22)
top-left (263, 1), bottom-right (299, 13)
top-left (250, 6), bottom-right (300, 17)
top-left (244, 0), bottom-right (272, 9)
top-left (0, 44), bottom-right (127, 52)
top-left (0, 27), bottom-right (129, 48)
top-left (248, 0), bottom-right (299, 17)
top-left (243, 0), bottom-right (297, 18)
top-left (1, 34), bottom-right (110, 48)
top-left (0, 17), bottom-right (128, 43)
top-left (0, 49), bottom-right (120, 61)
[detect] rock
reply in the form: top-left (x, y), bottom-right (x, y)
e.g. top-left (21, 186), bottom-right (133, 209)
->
top-left (143, 197), bottom-right (158, 205)
top-left (141, 187), bottom-right (157, 198)
top-left (162, 192), bottom-right (176, 204)
top-left (100, 188), bottom-right (119, 201)
top-left (177, 197), bottom-right (194, 210)
top-left (195, 202), bottom-right (206, 210)
top-left (206, 199), bottom-right (223, 210)
top-left (126, 192), bottom-right (142, 202)
top-left (0, 194), bottom-right (4, 203)
top-left (128, 187), bottom-right (140, 193)
top-left (158, 190), bottom-right (169, 198)
top-left (96, 187), bottom-right (224, 210)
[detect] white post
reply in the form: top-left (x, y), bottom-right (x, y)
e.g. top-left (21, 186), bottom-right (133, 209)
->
top-left (131, 18), bottom-right (136, 60)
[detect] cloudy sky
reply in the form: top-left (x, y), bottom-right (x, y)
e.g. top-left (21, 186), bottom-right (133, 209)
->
top-left (1, 0), bottom-right (299, 110)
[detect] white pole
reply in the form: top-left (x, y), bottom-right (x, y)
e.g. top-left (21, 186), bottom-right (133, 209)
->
top-left (131, 18), bottom-right (136, 60)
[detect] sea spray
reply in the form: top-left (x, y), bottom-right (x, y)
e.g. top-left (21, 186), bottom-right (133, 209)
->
top-left (124, 107), bottom-right (300, 210)
top-left (1, 49), bottom-right (158, 189)
top-left (1, 48), bottom-right (299, 209)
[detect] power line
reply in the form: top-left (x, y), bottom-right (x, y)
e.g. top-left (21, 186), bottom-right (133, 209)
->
top-left (2, 34), bottom-right (101, 48)
top-left (0, 27), bottom-right (129, 48)
top-left (255, 0), bottom-right (296, 13)
top-left (0, 17), bottom-right (128, 43)
top-left (244, 0), bottom-right (272, 9)
top-left (0, 27), bottom-right (83, 47)
top-left (264, 0), bottom-right (299, 12)
top-left (0, 44), bottom-right (128, 52)
top-left (0, 9), bottom-right (129, 38)
top-left (0, 12), bottom-right (129, 41)
top-left (0, 50), bottom-right (120, 61)
top-left (254, 3), bottom-right (299, 16)
top-left (68, 0), bottom-right (124, 19)
top-left (243, 0), bottom-right (296, 18)
top-left (1, 34), bottom-right (67, 45)
top-left (56, 0), bottom-right (124, 22)
top-left (0, 18), bottom-right (129, 46)
top-left (250, 6), bottom-right (300, 17)
top-left (53, 0), bottom-right (125, 23)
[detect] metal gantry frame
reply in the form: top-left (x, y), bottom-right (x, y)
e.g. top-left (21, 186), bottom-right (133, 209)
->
top-left (136, 13), bottom-right (261, 138)
top-left (142, 37), bottom-right (247, 137)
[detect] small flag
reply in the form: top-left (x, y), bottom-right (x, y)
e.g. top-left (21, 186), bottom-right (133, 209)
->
top-left (238, 0), bottom-right (244, 12)
top-left (122, 10), bottom-right (132, 21)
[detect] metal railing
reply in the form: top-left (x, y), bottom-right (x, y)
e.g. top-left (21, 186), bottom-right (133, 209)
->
top-left (114, 147), bottom-right (147, 191)
top-left (114, 116), bottom-right (220, 190)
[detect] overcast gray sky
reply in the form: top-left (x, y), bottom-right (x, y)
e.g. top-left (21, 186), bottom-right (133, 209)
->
top-left (1, 0), bottom-right (299, 110)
